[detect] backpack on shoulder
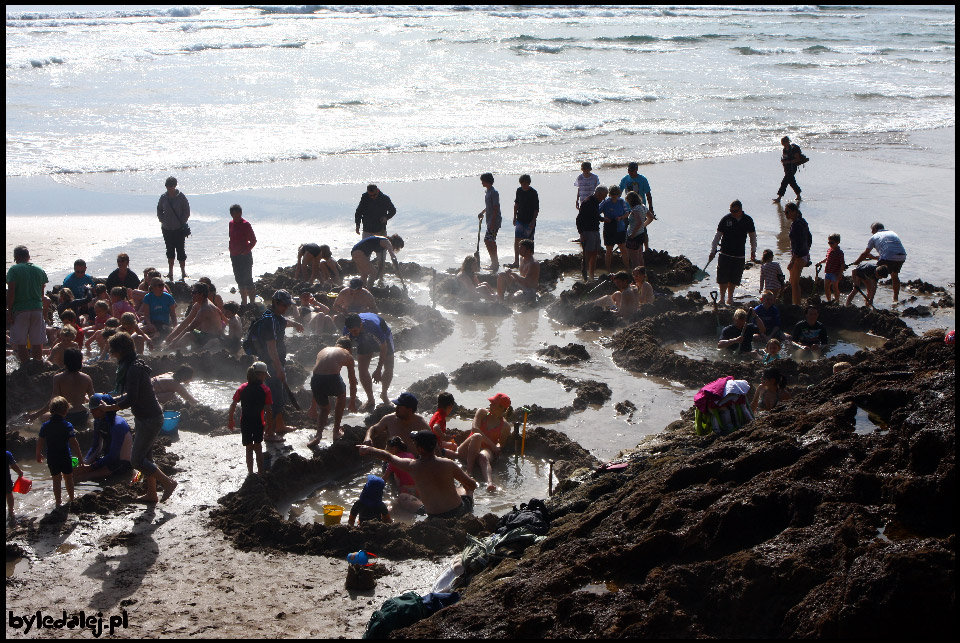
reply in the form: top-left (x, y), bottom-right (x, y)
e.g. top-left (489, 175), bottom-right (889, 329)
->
top-left (792, 144), bottom-right (810, 166)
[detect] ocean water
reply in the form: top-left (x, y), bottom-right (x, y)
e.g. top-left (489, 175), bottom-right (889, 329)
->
top-left (6, 4), bottom-right (955, 191)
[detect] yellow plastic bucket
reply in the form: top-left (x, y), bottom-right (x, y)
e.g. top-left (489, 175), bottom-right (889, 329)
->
top-left (323, 504), bottom-right (344, 526)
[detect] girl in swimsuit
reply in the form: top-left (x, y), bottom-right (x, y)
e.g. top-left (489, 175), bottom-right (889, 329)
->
top-left (351, 234), bottom-right (404, 289)
top-left (463, 392), bottom-right (511, 492)
top-left (750, 367), bottom-right (792, 415)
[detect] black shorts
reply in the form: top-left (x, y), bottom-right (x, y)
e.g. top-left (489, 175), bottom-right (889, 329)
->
top-left (427, 494), bottom-right (474, 520)
top-left (625, 235), bottom-right (642, 251)
top-left (311, 373), bottom-right (346, 407)
top-left (877, 258), bottom-right (904, 275)
top-left (357, 331), bottom-right (394, 356)
top-left (241, 420), bottom-right (265, 446)
top-left (231, 253), bottom-right (255, 289)
top-left (603, 228), bottom-right (627, 247)
top-left (65, 409), bottom-right (90, 429)
top-left (716, 254), bottom-right (746, 286)
top-left (48, 457), bottom-right (74, 477)
top-left (162, 227), bottom-right (187, 262)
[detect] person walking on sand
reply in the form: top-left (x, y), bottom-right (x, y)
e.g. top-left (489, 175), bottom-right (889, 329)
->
top-left (228, 204), bottom-right (258, 306)
top-left (773, 136), bottom-right (803, 204)
top-left (37, 396), bottom-right (83, 508)
top-left (619, 162), bottom-right (655, 251)
top-left (307, 337), bottom-right (358, 446)
top-left (478, 173), bottom-right (502, 272)
top-left (784, 202), bottom-right (812, 306)
top-left (98, 332), bottom-right (178, 503)
top-left (157, 176), bottom-right (191, 282)
top-left (7, 245), bottom-right (48, 363)
top-left (344, 313), bottom-right (395, 411)
top-left (358, 430), bottom-right (478, 520)
top-left (509, 174), bottom-right (539, 269)
top-left (355, 184), bottom-right (397, 239)
top-left (709, 200), bottom-right (757, 306)
top-left (850, 222), bottom-right (907, 304)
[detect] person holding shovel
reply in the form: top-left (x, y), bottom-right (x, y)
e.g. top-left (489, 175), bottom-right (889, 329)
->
top-left (709, 200), bottom-right (757, 306)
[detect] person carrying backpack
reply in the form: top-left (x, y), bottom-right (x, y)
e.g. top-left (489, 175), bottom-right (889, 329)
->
top-left (242, 289), bottom-right (303, 441)
top-left (773, 136), bottom-right (805, 203)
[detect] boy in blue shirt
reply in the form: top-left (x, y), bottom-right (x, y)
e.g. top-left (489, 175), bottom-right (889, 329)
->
top-left (753, 290), bottom-right (783, 342)
top-left (37, 396), bottom-right (83, 507)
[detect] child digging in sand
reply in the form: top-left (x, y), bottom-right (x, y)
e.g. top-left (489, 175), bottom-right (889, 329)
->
top-left (228, 362), bottom-right (273, 475)
top-left (348, 474), bottom-right (392, 526)
top-left (37, 396), bottom-right (83, 508)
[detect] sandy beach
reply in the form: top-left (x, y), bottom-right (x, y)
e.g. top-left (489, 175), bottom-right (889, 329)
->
top-left (6, 126), bottom-right (956, 638)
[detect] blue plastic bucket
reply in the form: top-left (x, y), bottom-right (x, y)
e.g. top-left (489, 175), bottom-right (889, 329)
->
top-left (161, 410), bottom-right (181, 433)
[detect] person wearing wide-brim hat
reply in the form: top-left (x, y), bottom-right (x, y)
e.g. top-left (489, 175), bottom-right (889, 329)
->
top-left (461, 393), bottom-right (511, 492)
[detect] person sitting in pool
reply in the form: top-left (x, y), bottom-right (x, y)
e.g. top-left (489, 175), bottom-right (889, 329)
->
top-left (461, 393), bottom-right (512, 492)
top-left (330, 278), bottom-right (378, 325)
top-left (756, 337), bottom-right (783, 365)
top-left (119, 312), bottom-right (154, 354)
top-left (222, 301), bottom-right (242, 352)
top-left (384, 436), bottom-right (424, 514)
top-left (351, 234), bottom-right (404, 289)
top-left (750, 367), bottom-right (793, 415)
top-left (718, 308), bottom-right (766, 355)
top-left (46, 325), bottom-right (80, 368)
top-left (165, 282), bottom-right (224, 350)
top-left (788, 305), bottom-right (828, 353)
top-left (494, 239), bottom-right (539, 304)
top-left (429, 391), bottom-right (461, 454)
top-left (454, 255), bottom-right (485, 300)
top-left (295, 290), bottom-right (336, 334)
top-left (592, 271), bottom-right (639, 318)
top-left (348, 474), bottom-right (393, 526)
top-left (75, 393), bottom-right (133, 482)
top-left (632, 266), bottom-right (655, 306)
top-left (26, 348), bottom-right (95, 428)
top-left (196, 277), bottom-right (226, 313)
top-left (358, 430), bottom-right (478, 520)
top-left (362, 392), bottom-right (429, 452)
top-left (753, 290), bottom-right (782, 342)
top-left (845, 262), bottom-right (890, 308)
top-left (152, 366), bottom-right (198, 406)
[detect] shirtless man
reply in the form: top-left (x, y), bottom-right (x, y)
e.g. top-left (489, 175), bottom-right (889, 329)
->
top-left (593, 271), bottom-right (639, 318)
top-left (26, 349), bottom-right (95, 428)
top-left (359, 430), bottom-right (478, 519)
top-left (495, 239), bottom-right (540, 303)
top-left (307, 338), bottom-right (358, 446)
top-left (165, 282), bottom-right (224, 350)
top-left (151, 366), bottom-right (198, 406)
top-left (331, 278), bottom-right (378, 325)
top-left (362, 392), bottom-right (429, 452)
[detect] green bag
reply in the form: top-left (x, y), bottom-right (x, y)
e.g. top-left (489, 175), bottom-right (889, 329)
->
top-left (362, 591), bottom-right (425, 639)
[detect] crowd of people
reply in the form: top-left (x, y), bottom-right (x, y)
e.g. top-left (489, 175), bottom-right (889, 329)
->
top-left (6, 140), bottom-right (912, 522)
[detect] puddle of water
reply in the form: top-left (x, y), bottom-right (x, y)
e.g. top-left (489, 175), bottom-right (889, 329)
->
top-left (7, 459), bottom-right (107, 520)
top-left (663, 328), bottom-right (888, 363)
top-left (451, 376), bottom-right (571, 412)
top-left (5, 557), bottom-right (31, 578)
top-left (578, 580), bottom-right (620, 594)
top-left (283, 454), bottom-right (555, 525)
top-left (854, 406), bottom-right (889, 435)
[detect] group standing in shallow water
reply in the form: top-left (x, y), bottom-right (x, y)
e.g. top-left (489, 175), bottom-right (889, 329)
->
top-left (5, 139), bottom-right (920, 520)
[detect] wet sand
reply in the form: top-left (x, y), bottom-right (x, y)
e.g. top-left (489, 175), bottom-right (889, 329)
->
top-left (5, 134), bottom-right (955, 638)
